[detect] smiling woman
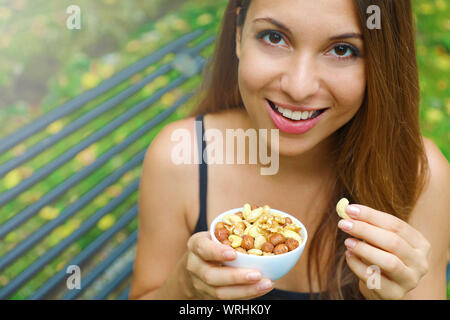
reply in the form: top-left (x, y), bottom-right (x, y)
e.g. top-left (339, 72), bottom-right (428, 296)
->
top-left (130, 0), bottom-right (450, 300)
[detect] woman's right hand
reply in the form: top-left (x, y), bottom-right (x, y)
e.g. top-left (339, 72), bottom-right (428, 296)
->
top-left (183, 231), bottom-right (275, 299)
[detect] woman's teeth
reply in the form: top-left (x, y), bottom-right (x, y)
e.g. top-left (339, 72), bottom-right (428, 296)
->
top-left (273, 104), bottom-right (321, 121)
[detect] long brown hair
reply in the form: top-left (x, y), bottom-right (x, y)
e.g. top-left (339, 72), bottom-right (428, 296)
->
top-left (189, 0), bottom-right (429, 299)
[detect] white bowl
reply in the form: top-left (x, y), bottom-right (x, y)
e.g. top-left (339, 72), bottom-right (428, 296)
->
top-left (210, 207), bottom-right (308, 281)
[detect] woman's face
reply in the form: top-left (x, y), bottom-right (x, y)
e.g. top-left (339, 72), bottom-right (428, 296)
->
top-left (236, 0), bottom-right (366, 157)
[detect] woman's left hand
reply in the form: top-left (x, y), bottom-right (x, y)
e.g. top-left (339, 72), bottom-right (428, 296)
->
top-left (338, 204), bottom-right (431, 300)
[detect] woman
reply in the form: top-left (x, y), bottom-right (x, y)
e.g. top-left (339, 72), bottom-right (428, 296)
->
top-left (130, 0), bottom-right (450, 299)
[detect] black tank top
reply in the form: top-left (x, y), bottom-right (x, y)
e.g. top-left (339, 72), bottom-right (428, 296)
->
top-left (192, 113), bottom-right (321, 300)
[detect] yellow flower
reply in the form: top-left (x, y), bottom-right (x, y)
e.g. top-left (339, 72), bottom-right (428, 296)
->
top-left (82, 72), bottom-right (100, 90)
top-left (76, 145), bottom-right (97, 166)
top-left (47, 120), bottom-right (64, 134)
top-left (4, 170), bottom-right (21, 189)
top-left (173, 19), bottom-right (189, 32)
top-left (426, 109), bottom-right (443, 123)
top-left (98, 214), bottom-right (116, 230)
top-left (436, 0), bottom-right (447, 10)
top-left (419, 3), bottom-right (433, 14)
top-left (99, 65), bottom-right (115, 79)
top-left (40, 206), bottom-right (60, 220)
top-left (12, 144), bottom-right (26, 157)
top-left (161, 92), bottom-right (177, 106)
top-left (154, 75), bottom-right (170, 88)
top-left (197, 13), bottom-right (213, 26)
top-left (106, 185), bottom-right (123, 197)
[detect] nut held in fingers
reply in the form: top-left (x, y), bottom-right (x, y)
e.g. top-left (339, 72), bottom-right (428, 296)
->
top-left (336, 198), bottom-right (351, 220)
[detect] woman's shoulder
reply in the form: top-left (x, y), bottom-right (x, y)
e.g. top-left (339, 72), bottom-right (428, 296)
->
top-left (140, 117), bottom-right (202, 228)
top-left (407, 137), bottom-right (450, 248)
top-left (416, 136), bottom-right (449, 207)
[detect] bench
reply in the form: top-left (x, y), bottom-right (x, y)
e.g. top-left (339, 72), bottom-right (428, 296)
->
top-left (0, 29), bottom-right (214, 300)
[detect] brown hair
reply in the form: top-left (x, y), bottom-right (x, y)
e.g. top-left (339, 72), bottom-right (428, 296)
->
top-left (189, 0), bottom-right (429, 299)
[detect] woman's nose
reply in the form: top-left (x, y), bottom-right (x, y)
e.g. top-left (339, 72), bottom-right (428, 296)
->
top-left (279, 56), bottom-right (320, 103)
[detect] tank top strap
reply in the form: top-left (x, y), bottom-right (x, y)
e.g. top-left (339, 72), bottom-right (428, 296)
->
top-left (193, 114), bottom-right (208, 234)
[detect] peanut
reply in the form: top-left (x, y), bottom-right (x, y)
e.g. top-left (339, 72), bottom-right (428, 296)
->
top-left (221, 239), bottom-right (232, 247)
top-left (214, 227), bottom-right (229, 242)
top-left (285, 238), bottom-right (299, 251)
top-left (273, 243), bottom-right (289, 255)
top-left (269, 233), bottom-right (285, 246)
top-left (241, 235), bottom-right (255, 250)
top-left (216, 222), bottom-right (226, 229)
top-left (261, 242), bottom-right (274, 253)
top-left (216, 204), bottom-right (303, 256)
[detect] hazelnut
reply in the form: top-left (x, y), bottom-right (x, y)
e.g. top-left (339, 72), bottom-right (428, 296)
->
top-left (214, 227), bottom-right (229, 242)
top-left (241, 235), bottom-right (254, 250)
top-left (273, 243), bottom-right (289, 255)
top-left (285, 238), bottom-right (299, 251)
top-left (285, 217), bottom-right (293, 225)
top-left (261, 242), bottom-right (274, 253)
top-left (269, 233), bottom-right (285, 246)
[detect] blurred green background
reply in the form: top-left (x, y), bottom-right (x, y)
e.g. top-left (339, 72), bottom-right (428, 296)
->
top-left (0, 0), bottom-right (448, 299)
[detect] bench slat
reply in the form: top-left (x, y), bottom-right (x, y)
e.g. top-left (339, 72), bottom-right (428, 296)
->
top-left (0, 64), bottom-right (171, 179)
top-left (93, 261), bottom-right (134, 300)
top-left (0, 180), bottom-right (139, 299)
top-left (0, 85), bottom-right (198, 239)
top-left (29, 206), bottom-right (137, 300)
top-left (0, 29), bottom-right (204, 155)
top-left (0, 150), bottom-right (145, 277)
top-left (62, 230), bottom-right (137, 300)
top-left (0, 74), bottom-right (190, 208)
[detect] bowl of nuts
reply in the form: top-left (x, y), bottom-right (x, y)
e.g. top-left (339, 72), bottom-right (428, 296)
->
top-left (210, 203), bottom-right (308, 281)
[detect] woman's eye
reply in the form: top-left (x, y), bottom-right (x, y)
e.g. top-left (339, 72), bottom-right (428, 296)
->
top-left (328, 44), bottom-right (360, 60)
top-left (257, 30), bottom-right (287, 47)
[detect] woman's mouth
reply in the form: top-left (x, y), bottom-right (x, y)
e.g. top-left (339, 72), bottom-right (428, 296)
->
top-left (266, 99), bottom-right (328, 134)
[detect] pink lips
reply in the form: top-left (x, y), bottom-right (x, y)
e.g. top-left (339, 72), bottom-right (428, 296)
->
top-left (266, 99), bottom-right (326, 134)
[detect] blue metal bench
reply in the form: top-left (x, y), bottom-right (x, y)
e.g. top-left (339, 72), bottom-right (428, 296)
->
top-left (0, 29), bottom-right (214, 300)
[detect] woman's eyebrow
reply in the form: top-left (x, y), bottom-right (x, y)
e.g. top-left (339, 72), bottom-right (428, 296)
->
top-left (253, 17), bottom-right (363, 41)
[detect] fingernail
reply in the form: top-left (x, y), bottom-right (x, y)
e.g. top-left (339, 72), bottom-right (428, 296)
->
top-left (344, 238), bottom-right (357, 249)
top-left (347, 205), bottom-right (360, 217)
top-left (345, 250), bottom-right (352, 258)
top-left (257, 279), bottom-right (273, 291)
top-left (246, 272), bottom-right (261, 281)
top-left (338, 219), bottom-right (353, 231)
top-left (223, 250), bottom-right (236, 260)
